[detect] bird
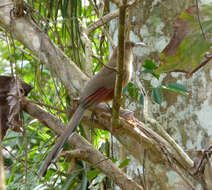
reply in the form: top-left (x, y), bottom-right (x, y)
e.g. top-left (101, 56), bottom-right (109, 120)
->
top-left (39, 40), bottom-right (145, 176)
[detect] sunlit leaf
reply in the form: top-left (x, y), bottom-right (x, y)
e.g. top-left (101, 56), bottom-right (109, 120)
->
top-left (119, 158), bottom-right (131, 168)
top-left (161, 82), bottom-right (188, 95)
top-left (87, 170), bottom-right (101, 180)
top-left (143, 59), bottom-right (157, 70)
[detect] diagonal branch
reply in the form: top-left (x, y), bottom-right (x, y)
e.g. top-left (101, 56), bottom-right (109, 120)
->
top-left (0, 0), bottom-right (88, 96)
top-left (22, 98), bottom-right (143, 190)
top-left (85, 0), bottom-right (140, 34)
top-left (22, 97), bottom-right (198, 188)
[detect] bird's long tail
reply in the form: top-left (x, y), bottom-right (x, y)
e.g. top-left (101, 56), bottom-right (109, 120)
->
top-left (38, 104), bottom-right (86, 177)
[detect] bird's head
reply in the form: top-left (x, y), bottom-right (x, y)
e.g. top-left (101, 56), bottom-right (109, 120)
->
top-left (125, 40), bottom-right (146, 49)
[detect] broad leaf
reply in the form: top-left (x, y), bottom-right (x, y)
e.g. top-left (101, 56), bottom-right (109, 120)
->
top-left (139, 94), bottom-right (144, 105)
top-left (152, 87), bottom-right (162, 104)
top-left (162, 82), bottom-right (188, 95)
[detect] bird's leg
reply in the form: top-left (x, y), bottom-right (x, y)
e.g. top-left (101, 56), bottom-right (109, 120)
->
top-left (120, 109), bottom-right (134, 120)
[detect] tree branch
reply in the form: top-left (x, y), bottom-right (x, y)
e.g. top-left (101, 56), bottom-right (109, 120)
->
top-left (112, 0), bottom-right (127, 132)
top-left (22, 98), bottom-right (143, 190)
top-left (0, 0), bottom-right (88, 96)
top-left (22, 97), bottom-right (198, 187)
top-left (85, 0), bottom-right (139, 34)
top-left (64, 133), bottom-right (143, 190)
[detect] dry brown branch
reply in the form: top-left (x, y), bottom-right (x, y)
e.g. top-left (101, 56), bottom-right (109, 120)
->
top-left (89, 0), bottom-right (115, 48)
top-left (22, 97), bottom-right (199, 188)
top-left (85, 9), bottom-right (119, 35)
top-left (22, 98), bottom-right (143, 190)
top-left (64, 134), bottom-right (143, 190)
top-left (85, 0), bottom-right (139, 34)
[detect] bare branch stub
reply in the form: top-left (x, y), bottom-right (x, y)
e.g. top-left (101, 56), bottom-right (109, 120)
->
top-left (195, 0), bottom-right (207, 41)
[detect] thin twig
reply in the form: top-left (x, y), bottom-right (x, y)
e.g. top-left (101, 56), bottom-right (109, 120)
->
top-left (192, 145), bottom-right (212, 175)
top-left (85, 0), bottom-right (140, 34)
top-left (0, 33), bottom-right (40, 62)
top-left (5, 33), bottom-right (14, 76)
top-left (195, 0), bottom-right (206, 41)
top-left (169, 69), bottom-right (189, 74)
top-left (8, 93), bottom-right (66, 113)
top-left (137, 168), bottom-right (145, 189)
top-left (169, 54), bottom-right (212, 77)
top-left (142, 150), bottom-right (147, 190)
top-left (23, 98), bottom-right (66, 115)
top-left (26, 99), bottom-right (66, 113)
top-left (22, 114), bottom-right (28, 190)
top-left (189, 54), bottom-right (212, 77)
top-left (89, 0), bottom-right (115, 48)
top-left (92, 55), bottom-right (118, 72)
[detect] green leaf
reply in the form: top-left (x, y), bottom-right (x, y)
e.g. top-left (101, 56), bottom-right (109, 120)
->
top-left (28, 126), bottom-right (51, 141)
top-left (87, 170), bottom-right (101, 181)
top-left (152, 73), bottom-right (160, 79)
top-left (143, 60), bottom-right (157, 70)
top-left (142, 69), bottom-right (154, 73)
top-left (161, 82), bottom-right (188, 95)
top-left (119, 158), bottom-right (131, 168)
top-left (139, 94), bottom-right (144, 105)
top-left (142, 69), bottom-right (160, 80)
top-left (127, 82), bottom-right (134, 87)
top-left (152, 87), bottom-right (162, 104)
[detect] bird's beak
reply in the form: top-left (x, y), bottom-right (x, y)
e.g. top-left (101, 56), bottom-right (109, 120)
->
top-left (135, 42), bottom-right (146, 47)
